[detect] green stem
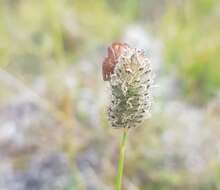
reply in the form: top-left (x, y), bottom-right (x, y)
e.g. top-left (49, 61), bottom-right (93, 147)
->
top-left (116, 129), bottom-right (128, 190)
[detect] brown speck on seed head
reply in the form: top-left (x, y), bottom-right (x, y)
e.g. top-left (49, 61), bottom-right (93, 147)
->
top-left (102, 42), bottom-right (129, 81)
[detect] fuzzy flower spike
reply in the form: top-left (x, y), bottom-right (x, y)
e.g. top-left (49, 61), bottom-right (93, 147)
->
top-left (103, 42), bottom-right (153, 129)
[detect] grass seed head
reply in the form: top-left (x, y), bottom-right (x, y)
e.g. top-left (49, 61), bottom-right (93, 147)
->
top-left (103, 42), bottom-right (153, 128)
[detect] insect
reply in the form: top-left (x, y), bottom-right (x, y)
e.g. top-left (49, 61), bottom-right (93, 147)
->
top-left (102, 42), bottom-right (129, 81)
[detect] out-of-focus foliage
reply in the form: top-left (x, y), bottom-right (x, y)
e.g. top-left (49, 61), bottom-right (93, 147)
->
top-left (161, 0), bottom-right (220, 103)
top-left (73, 0), bottom-right (138, 41)
top-left (0, 0), bottom-right (220, 190)
top-left (0, 0), bottom-right (139, 69)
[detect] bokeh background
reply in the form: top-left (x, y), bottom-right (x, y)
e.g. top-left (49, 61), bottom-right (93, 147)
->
top-left (0, 0), bottom-right (220, 190)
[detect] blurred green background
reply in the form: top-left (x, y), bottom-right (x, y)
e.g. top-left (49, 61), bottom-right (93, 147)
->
top-left (0, 0), bottom-right (220, 190)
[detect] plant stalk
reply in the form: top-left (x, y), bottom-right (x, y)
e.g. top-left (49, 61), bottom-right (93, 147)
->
top-left (116, 128), bottom-right (128, 190)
